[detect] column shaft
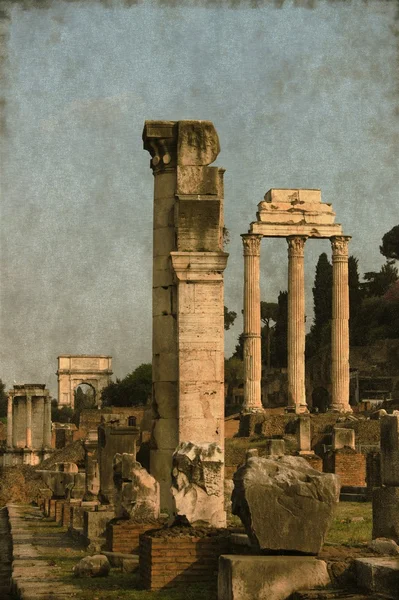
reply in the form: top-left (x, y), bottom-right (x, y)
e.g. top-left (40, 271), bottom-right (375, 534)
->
top-left (7, 395), bottom-right (13, 448)
top-left (331, 236), bottom-right (351, 412)
top-left (242, 234), bottom-right (263, 412)
top-left (26, 395), bottom-right (32, 448)
top-left (43, 398), bottom-right (52, 447)
top-left (287, 236), bottom-right (308, 413)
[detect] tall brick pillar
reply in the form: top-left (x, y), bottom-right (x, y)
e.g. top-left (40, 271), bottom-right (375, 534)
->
top-left (143, 120), bottom-right (228, 513)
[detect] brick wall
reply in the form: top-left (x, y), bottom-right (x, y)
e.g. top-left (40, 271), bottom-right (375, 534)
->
top-left (323, 449), bottom-right (366, 487)
top-left (139, 532), bottom-right (229, 590)
top-left (106, 520), bottom-right (164, 554)
top-left (300, 454), bottom-right (323, 472)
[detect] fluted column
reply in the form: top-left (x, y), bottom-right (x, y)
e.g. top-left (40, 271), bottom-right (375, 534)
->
top-left (331, 236), bottom-right (352, 412)
top-left (287, 236), bottom-right (308, 413)
top-left (43, 397), bottom-right (52, 448)
top-left (26, 395), bottom-right (32, 448)
top-left (242, 234), bottom-right (263, 412)
top-left (7, 394), bottom-right (13, 448)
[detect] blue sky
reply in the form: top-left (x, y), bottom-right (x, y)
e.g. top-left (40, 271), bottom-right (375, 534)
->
top-left (1, 0), bottom-right (398, 395)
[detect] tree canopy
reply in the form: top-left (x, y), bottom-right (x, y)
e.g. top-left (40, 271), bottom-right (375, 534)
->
top-left (101, 363), bottom-right (152, 407)
top-left (224, 306), bottom-right (237, 331)
top-left (380, 225), bottom-right (399, 261)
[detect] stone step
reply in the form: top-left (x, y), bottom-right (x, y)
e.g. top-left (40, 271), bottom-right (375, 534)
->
top-left (339, 493), bottom-right (369, 503)
top-left (292, 590), bottom-right (388, 599)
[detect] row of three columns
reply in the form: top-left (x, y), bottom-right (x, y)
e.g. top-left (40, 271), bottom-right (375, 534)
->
top-left (242, 234), bottom-right (351, 414)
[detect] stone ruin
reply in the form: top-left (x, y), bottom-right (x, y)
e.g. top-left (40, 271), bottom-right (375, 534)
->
top-left (1, 384), bottom-right (52, 466)
top-left (241, 189), bottom-right (351, 414)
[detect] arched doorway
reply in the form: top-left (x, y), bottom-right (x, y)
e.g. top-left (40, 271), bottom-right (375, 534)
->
top-left (74, 383), bottom-right (96, 411)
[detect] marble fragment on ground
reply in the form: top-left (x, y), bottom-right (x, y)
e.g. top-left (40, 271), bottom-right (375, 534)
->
top-left (232, 454), bottom-right (340, 554)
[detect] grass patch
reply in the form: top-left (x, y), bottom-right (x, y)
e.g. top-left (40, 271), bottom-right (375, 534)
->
top-left (325, 502), bottom-right (372, 547)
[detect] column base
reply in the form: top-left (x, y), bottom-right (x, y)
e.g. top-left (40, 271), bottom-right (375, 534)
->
top-left (285, 405), bottom-right (309, 415)
top-left (329, 404), bottom-right (353, 413)
top-left (241, 406), bottom-right (265, 415)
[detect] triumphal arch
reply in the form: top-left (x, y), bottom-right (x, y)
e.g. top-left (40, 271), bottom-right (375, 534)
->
top-left (57, 355), bottom-right (113, 408)
top-left (242, 188), bottom-right (351, 414)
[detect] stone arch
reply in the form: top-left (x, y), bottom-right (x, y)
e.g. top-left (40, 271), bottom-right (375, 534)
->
top-left (57, 355), bottom-right (113, 409)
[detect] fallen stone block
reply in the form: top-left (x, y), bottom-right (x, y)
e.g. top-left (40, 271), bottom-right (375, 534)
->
top-left (232, 454), bottom-right (340, 555)
top-left (73, 554), bottom-right (110, 578)
top-left (369, 537), bottom-right (399, 556)
top-left (218, 555), bottom-right (331, 600)
top-left (355, 557), bottom-right (399, 599)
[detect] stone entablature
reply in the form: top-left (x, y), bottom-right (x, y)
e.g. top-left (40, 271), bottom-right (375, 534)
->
top-left (57, 355), bottom-right (113, 408)
top-left (251, 188), bottom-right (343, 238)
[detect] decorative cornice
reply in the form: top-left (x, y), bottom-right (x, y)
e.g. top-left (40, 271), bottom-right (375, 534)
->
top-left (241, 234), bottom-right (262, 256)
top-left (331, 235), bottom-right (351, 258)
top-left (287, 235), bottom-right (307, 257)
top-left (170, 251), bottom-right (228, 281)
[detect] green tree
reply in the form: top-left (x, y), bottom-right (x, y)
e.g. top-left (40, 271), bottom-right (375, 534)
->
top-left (348, 255), bottom-right (363, 343)
top-left (273, 291), bottom-right (288, 368)
top-left (261, 301), bottom-right (278, 369)
top-left (380, 225), bottom-right (399, 261)
top-left (224, 356), bottom-right (244, 410)
top-left (101, 363), bottom-right (152, 407)
top-left (313, 253), bottom-right (333, 336)
top-left (224, 306), bottom-right (237, 331)
top-left (51, 400), bottom-right (73, 423)
top-left (363, 261), bottom-right (399, 298)
top-left (0, 378), bottom-right (7, 418)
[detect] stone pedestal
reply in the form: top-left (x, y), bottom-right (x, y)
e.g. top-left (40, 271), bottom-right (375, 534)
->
top-left (287, 236), bottom-right (307, 413)
top-left (380, 415), bottom-right (399, 487)
top-left (297, 416), bottom-right (312, 454)
top-left (330, 236), bottom-right (351, 412)
top-left (333, 427), bottom-right (355, 450)
top-left (372, 486), bottom-right (399, 542)
top-left (242, 234), bottom-right (263, 413)
top-left (218, 555), bottom-right (330, 600)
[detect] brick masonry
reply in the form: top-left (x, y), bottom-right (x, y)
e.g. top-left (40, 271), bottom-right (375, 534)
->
top-left (139, 532), bottom-right (230, 590)
top-left (106, 520), bottom-right (164, 554)
top-left (323, 449), bottom-right (366, 487)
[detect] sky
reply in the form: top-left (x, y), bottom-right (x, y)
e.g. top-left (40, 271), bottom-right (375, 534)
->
top-left (0, 0), bottom-right (398, 397)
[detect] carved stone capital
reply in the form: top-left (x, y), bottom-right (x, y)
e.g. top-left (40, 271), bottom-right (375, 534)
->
top-left (142, 121), bottom-right (178, 173)
top-left (143, 120), bottom-right (221, 173)
top-left (242, 234), bottom-right (262, 256)
top-left (287, 235), bottom-right (307, 257)
top-left (331, 235), bottom-right (351, 258)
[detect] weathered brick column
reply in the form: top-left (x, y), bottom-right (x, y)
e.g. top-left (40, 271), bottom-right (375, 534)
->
top-left (330, 236), bottom-right (351, 412)
top-left (287, 236), bottom-right (308, 413)
top-left (242, 234), bottom-right (263, 412)
top-left (143, 120), bottom-right (228, 513)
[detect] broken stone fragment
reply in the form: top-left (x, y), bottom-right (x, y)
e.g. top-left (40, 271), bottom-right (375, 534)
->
top-left (171, 441), bottom-right (226, 528)
top-left (232, 454), bottom-right (340, 555)
top-left (113, 453), bottom-right (160, 520)
top-left (73, 554), bottom-right (110, 578)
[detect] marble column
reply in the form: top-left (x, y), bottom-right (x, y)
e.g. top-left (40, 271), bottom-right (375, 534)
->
top-left (331, 236), bottom-right (352, 412)
top-left (242, 234), bottom-right (264, 412)
top-left (43, 397), bottom-right (52, 448)
top-left (7, 394), bottom-right (13, 448)
top-left (287, 236), bottom-right (308, 413)
top-left (26, 395), bottom-right (32, 448)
